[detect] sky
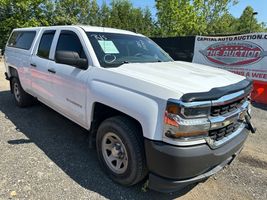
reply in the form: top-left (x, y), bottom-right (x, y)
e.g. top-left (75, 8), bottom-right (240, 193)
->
top-left (97, 0), bottom-right (267, 24)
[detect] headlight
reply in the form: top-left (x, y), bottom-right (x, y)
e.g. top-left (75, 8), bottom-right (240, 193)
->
top-left (163, 100), bottom-right (211, 140)
top-left (182, 107), bottom-right (210, 118)
top-left (166, 101), bottom-right (210, 119)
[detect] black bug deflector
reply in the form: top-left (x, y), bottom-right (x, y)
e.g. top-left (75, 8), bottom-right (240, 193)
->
top-left (181, 79), bottom-right (253, 102)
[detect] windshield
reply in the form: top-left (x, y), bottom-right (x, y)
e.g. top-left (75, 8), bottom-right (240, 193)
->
top-left (87, 32), bottom-right (173, 68)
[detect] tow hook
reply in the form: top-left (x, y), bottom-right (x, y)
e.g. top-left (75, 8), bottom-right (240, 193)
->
top-left (245, 114), bottom-right (257, 133)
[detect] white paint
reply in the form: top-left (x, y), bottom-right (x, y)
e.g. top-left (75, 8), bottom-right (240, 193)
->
top-left (4, 25), bottom-right (244, 141)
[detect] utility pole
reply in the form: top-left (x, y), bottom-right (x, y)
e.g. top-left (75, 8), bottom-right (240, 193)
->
top-left (249, 12), bottom-right (258, 33)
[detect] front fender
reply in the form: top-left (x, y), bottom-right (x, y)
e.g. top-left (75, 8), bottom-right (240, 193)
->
top-left (87, 80), bottom-right (166, 140)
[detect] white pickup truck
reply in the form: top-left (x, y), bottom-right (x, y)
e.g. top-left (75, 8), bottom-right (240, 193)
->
top-left (4, 25), bottom-right (256, 193)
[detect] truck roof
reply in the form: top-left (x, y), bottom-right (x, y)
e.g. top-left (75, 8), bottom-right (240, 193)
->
top-left (13, 25), bottom-right (144, 37)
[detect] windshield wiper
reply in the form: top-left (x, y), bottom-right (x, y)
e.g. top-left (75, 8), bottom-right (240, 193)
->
top-left (115, 61), bottom-right (130, 67)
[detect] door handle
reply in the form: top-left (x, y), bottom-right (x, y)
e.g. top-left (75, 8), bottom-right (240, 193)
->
top-left (48, 68), bottom-right (56, 74)
top-left (30, 63), bottom-right (37, 67)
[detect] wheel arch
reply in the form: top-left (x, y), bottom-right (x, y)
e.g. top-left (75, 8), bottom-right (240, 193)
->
top-left (9, 66), bottom-right (19, 78)
top-left (8, 66), bottom-right (19, 93)
top-left (89, 102), bottom-right (144, 148)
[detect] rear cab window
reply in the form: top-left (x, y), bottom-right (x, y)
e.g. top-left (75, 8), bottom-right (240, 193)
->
top-left (7, 31), bottom-right (36, 50)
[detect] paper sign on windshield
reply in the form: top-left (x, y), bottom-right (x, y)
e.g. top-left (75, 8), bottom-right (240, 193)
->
top-left (98, 40), bottom-right (119, 54)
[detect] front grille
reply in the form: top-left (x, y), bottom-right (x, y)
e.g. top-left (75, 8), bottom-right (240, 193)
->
top-left (209, 122), bottom-right (240, 141)
top-left (210, 97), bottom-right (247, 117)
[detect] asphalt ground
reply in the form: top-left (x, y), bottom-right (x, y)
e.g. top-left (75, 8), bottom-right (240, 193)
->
top-left (0, 62), bottom-right (267, 200)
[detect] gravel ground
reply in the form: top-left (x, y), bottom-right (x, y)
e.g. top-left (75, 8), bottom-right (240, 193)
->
top-left (0, 62), bottom-right (267, 200)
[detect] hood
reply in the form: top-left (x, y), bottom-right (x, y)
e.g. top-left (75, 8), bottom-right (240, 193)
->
top-left (108, 61), bottom-right (245, 95)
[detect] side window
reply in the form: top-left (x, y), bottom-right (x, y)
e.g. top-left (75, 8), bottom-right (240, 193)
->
top-left (37, 30), bottom-right (56, 59)
top-left (7, 31), bottom-right (36, 50)
top-left (7, 32), bottom-right (20, 46)
top-left (56, 31), bottom-right (86, 59)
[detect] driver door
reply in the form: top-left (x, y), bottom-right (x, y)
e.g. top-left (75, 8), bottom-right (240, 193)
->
top-left (49, 30), bottom-right (90, 127)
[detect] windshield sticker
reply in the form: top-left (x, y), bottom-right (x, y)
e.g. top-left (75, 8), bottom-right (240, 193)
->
top-left (91, 34), bottom-right (107, 40)
top-left (98, 40), bottom-right (119, 54)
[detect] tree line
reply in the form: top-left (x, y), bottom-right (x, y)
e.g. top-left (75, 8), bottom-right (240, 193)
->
top-left (0, 0), bottom-right (266, 50)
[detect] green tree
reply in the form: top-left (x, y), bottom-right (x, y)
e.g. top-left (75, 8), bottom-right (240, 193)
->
top-left (141, 8), bottom-right (155, 36)
top-left (52, 0), bottom-right (89, 25)
top-left (109, 0), bottom-right (132, 30)
top-left (194, 0), bottom-right (238, 34)
top-left (237, 6), bottom-right (263, 33)
top-left (0, 0), bottom-right (155, 50)
top-left (156, 0), bottom-right (199, 36)
top-left (99, 2), bottom-right (111, 27)
top-left (52, 0), bottom-right (102, 26)
top-left (155, 0), bottom-right (239, 36)
top-left (108, 0), bottom-right (154, 35)
top-left (0, 0), bottom-right (53, 50)
top-left (84, 0), bottom-right (101, 26)
top-left (210, 12), bottom-right (239, 35)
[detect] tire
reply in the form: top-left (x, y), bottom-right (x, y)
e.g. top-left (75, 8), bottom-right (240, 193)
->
top-left (96, 116), bottom-right (148, 186)
top-left (11, 77), bottom-right (35, 107)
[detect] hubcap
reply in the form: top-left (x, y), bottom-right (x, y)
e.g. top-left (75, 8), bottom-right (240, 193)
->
top-left (13, 82), bottom-right (21, 102)
top-left (102, 132), bottom-right (128, 174)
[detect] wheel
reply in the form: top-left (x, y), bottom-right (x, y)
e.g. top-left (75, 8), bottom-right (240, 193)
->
top-left (96, 116), bottom-right (147, 186)
top-left (11, 77), bottom-right (34, 107)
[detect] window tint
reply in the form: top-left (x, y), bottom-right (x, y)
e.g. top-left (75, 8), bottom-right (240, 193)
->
top-left (56, 31), bottom-right (86, 59)
top-left (7, 32), bottom-right (20, 46)
top-left (37, 31), bottom-right (56, 59)
top-left (7, 31), bottom-right (36, 50)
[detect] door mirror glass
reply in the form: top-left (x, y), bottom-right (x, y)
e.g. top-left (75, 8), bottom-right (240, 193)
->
top-left (55, 50), bottom-right (88, 69)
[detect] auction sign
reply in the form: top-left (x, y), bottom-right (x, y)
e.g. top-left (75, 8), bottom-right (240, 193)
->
top-left (193, 33), bottom-right (267, 82)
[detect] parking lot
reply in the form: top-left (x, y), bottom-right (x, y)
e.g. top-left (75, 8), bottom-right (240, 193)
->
top-left (0, 61), bottom-right (267, 200)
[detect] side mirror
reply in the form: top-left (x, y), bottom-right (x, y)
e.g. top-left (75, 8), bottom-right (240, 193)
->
top-left (55, 50), bottom-right (88, 69)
